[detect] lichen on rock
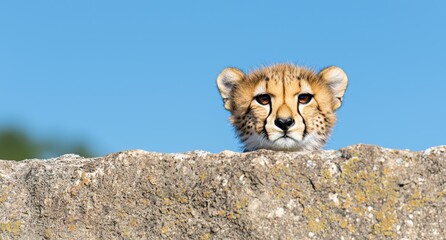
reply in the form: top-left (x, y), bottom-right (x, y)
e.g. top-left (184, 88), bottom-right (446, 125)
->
top-left (0, 144), bottom-right (445, 239)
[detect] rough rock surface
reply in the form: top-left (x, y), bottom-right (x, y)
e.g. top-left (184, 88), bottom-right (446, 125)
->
top-left (0, 144), bottom-right (445, 240)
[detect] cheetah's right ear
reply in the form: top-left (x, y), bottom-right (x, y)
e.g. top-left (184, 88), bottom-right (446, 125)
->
top-left (216, 67), bottom-right (245, 111)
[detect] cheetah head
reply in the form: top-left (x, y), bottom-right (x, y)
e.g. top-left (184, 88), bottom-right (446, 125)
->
top-left (217, 64), bottom-right (348, 152)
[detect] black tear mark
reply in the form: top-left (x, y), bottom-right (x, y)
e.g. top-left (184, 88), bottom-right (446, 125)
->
top-left (297, 105), bottom-right (307, 138)
top-left (263, 101), bottom-right (273, 139)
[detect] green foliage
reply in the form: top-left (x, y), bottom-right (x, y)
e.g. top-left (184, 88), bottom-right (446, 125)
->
top-left (0, 128), bottom-right (94, 161)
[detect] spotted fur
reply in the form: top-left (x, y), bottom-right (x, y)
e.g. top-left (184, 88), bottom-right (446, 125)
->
top-left (217, 64), bottom-right (348, 152)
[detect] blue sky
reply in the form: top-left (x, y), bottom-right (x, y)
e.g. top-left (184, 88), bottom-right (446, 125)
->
top-left (1, 1), bottom-right (445, 156)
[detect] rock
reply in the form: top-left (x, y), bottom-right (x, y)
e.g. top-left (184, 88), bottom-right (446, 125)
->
top-left (0, 144), bottom-right (445, 239)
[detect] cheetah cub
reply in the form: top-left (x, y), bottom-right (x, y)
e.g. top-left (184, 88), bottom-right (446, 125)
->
top-left (217, 64), bottom-right (348, 152)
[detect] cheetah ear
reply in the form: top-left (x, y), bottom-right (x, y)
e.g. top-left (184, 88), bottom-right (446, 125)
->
top-left (318, 66), bottom-right (348, 110)
top-left (216, 67), bottom-right (245, 111)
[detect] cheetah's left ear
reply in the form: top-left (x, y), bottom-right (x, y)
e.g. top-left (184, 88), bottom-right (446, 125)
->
top-left (216, 67), bottom-right (245, 111)
top-left (318, 66), bottom-right (348, 110)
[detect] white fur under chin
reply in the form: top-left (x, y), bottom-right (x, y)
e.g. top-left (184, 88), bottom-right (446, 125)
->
top-left (242, 132), bottom-right (325, 152)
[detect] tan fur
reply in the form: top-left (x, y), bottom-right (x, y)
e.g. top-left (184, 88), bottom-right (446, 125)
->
top-left (217, 63), bottom-right (348, 152)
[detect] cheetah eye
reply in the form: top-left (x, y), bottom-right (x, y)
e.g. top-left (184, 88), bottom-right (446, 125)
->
top-left (255, 94), bottom-right (271, 105)
top-left (298, 93), bottom-right (313, 104)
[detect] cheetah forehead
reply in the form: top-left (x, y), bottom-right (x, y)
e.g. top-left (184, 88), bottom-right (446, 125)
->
top-left (230, 64), bottom-right (333, 112)
top-left (242, 64), bottom-right (321, 97)
top-left (252, 78), bottom-right (313, 99)
top-left (247, 64), bottom-right (319, 84)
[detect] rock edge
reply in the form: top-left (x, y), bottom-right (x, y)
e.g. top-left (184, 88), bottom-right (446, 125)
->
top-left (0, 144), bottom-right (445, 239)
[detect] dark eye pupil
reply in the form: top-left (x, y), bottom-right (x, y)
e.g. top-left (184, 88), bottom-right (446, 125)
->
top-left (298, 94), bottom-right (313, 104)
top-left (255, 94), bottom-right (270, 105)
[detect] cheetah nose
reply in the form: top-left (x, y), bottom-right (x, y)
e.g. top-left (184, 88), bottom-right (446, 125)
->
top-left (274, 118), bottom-right (295, 131)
